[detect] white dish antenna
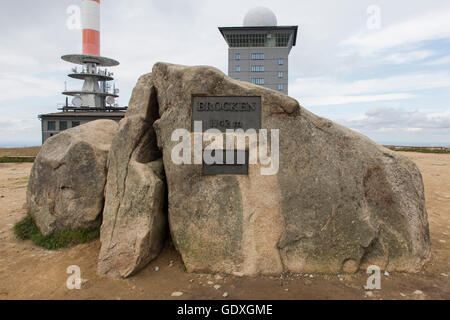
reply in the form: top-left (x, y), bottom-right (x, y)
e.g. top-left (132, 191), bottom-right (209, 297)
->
top-left (106, 96), bottom-right (115, 105)
top-left (72, 95), bottom-right (83, 108)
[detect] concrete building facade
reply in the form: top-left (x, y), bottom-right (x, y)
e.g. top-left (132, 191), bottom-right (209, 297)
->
top-left (219, 7), bottom-right (298, 94)
top-left (39, 112), bottom-right (124, 142)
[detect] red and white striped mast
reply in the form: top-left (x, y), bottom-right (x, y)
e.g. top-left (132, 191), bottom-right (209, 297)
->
top-left (61, 0), bottom-right (122, 111)
top-left (82, 0), bottom-right (101, 56)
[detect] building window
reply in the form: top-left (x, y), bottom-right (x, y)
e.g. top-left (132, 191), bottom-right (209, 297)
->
top-left (278, 72), bottom-right (284, 78)
top-left (251, 65), bottom-right (264, 72)
top-left (278, 59), bottom-right (284, 65)
top-left (72, 121), bottom-right (80, 128)
top-left (251, 53), bottom-right (264, 60)
top-left (47, 121), bottom-right (56, 131)
top-left (59, 121), bottom-right (67, 131)
top-left (235, 53), bottom-right (240, 60)
top-left (225, 33), bottom-right (290, 48)
top-left (235, 78), bottom-right (240, 81)
top-left (278, 84), bottom-right (284, 91)
top-left (235, 65), bottom-right (240, 72)
top-left (251, 78), bottom-right (265, 85)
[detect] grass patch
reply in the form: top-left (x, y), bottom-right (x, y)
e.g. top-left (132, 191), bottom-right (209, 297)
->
top-left (14, 215), bottom-right (39, 240)
top-left (385, 146), bottom-right (450, 154)
top-left (14, 215), bottom-right (100, 250)
top-left (0, 157), bottom-right (35, 163)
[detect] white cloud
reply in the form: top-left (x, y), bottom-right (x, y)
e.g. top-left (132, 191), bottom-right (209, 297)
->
top-left (339, 107), bottom-right (450, 132)
top-left (291, 72), bottom-right (450, 106)
top-left (0, 116), bottom-right (41, 147)
top-left (301, 93), bottom-right (416, 106)
top-left (0, 73), bottom-right (62, 102)
top-left (0, 0), bottom-right (449, 146)
top-left (404, 128), bottom-right (423, 132)
top-left (424, 55), bottom-right (450, 66)
top-left (341, 7), bottom-right (450, 56)
top-left (382, 50), bottom-right (435, 64)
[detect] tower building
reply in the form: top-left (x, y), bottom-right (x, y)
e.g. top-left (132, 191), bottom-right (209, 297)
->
top-left (39, 0), bottom-right (126, 143)
top-left (219, 7), bottom-right (298, 94)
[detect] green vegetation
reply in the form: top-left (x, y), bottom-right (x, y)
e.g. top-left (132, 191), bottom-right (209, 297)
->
top-left (385, 146), bottom-right (450, 154)
top-left (0, 146), bottom-right (40, 162)
top-left (14, 215), bottom-right (100, 250)
top-left (0, 157), bottom-right (35, 163)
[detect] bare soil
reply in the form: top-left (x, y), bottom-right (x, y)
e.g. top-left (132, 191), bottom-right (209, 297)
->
top-left (0, 152), bottom-right (449, 300)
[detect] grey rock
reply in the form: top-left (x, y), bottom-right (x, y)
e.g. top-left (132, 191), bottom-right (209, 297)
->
top-left (98, 74), bottom-right (166, 279)
top-left (26, 120), bottom-right (118, 235)
top-left (150, 62), bottom-right (430, 275)
top-left (171, 291), bottom-right (183, 297)
top-left (96, 62), bottom-right (431, 278)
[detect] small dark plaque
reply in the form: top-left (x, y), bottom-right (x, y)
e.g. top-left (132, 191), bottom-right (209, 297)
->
top-left (192, 96), bottom-right (261, 132)
top-left (193, 96), bottom-right (260, 175)
top-left (202, 150), bottom-right (249, 175)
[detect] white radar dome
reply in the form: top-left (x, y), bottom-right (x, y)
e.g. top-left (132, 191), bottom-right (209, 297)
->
top-left (243, 7), bottom-right (278, 27)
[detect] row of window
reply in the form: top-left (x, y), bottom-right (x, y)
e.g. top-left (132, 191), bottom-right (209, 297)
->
top-left (251, 78), bottom-right (265, 85)
top-left (248, 78), bottom-right (285, 91)
top-left (47, 120), bottom-right (80, 131)
top-left (235, 66), bottom-right (284, 78)
top-left (251, 65), bottom-right (264, 72)
top-left (252, 53), bottom-right (264, 60)
top-left (235, 53), bottom-right (284, 65)
top-left (225, 33), bottom-right (291, 48)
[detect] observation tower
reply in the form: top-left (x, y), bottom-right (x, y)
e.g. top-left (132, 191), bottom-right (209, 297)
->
top-left (39, 0), bottom-right (126, 143)
top-left (219, 7), bottom-right (298, 94)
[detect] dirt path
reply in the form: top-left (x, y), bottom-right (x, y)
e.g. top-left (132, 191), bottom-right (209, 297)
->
top-left (0, 152), bottom-right (449, 300)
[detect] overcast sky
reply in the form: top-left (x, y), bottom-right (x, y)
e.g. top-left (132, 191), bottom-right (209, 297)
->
top-left (1, 0), bottom-right (449, 147)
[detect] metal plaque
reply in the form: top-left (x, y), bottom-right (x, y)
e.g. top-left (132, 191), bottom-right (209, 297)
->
top-left (192, 96), bottom-right (261, 132)
top-left (202, 150), bottom-right (249, 175)
top-left (192, 96), bottom-right (260, 175)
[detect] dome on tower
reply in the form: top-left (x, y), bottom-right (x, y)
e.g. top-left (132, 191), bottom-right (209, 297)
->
top-left (243, 7), bottom-right (278, 27)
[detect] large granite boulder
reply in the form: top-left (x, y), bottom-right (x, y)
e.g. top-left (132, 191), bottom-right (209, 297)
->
top-left (149, 62), bottom-right (431, 275)
top-left (97, 62), bottom-right (431, 278)
top-left (27, 120), bottom-right (118, 235)
top-left (98, 74), bottom-right (167, 278)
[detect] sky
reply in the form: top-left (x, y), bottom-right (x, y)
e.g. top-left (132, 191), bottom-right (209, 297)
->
top-left (0, 0), bottom-right (449, 147)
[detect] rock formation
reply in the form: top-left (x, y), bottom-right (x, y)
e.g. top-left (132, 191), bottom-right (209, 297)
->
top-left (99, 62), bottom-right (431, 277)
top-left (27, 62), bottom-right (431, 277)
top-left (98, 74), bottom-right (167, 278)
top-left (27, 120), bottom-right (118, 235)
